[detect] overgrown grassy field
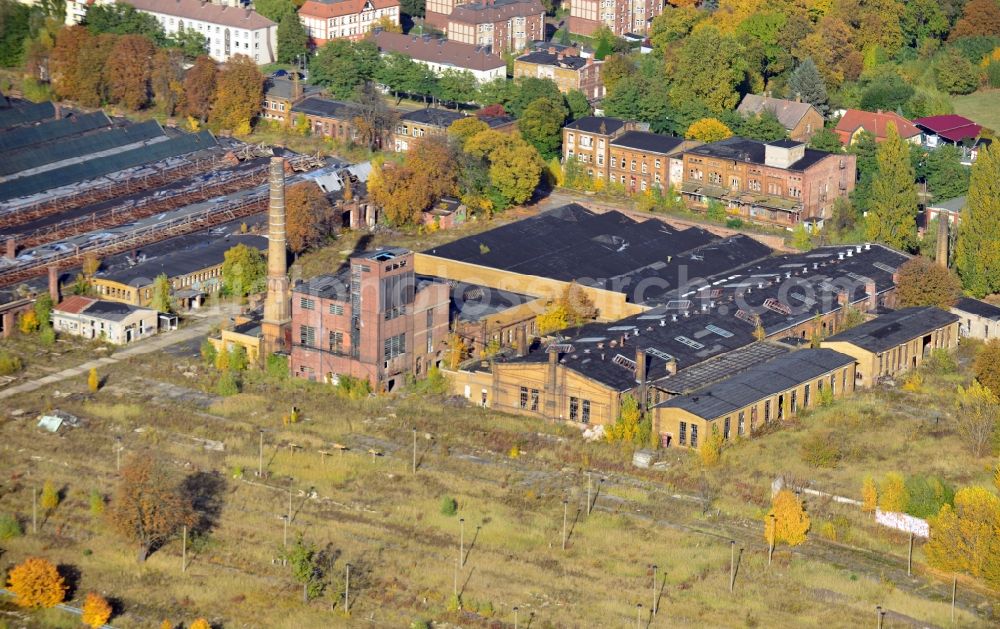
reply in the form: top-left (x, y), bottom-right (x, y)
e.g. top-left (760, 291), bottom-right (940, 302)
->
top-left (0, 339), bottom-right (996, 627)
top-left (952, 90), bottom-right (1000, 132)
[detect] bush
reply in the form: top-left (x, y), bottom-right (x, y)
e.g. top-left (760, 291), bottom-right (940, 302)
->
top-left (440, 496), bottom-right (458, 516)
top-left (335, 374), bottom-right (371, 399)
top-left (0, 351), bottom-right (23, 375)
top-left (0, 513), bottom-right (23, 539)
top-left (89, 490), bottom-right (104, 518)
top-left (216, 370), bottom-right (240, 396)
top-left (410, 621), bottom-right (432, 629)
top-left (904, 474), bottom-right (955, 518)
top-left (38, 326), bottom-right (55, 347)
top-left (800, 431), bottom-right (842, 468)
top-left (81, 592), bottom-right (113, 628)
top-left (266, 353), bottom-right (288, 380)
top-left (924, 348), bottom-right (957, 374)
top-left (6, 557), bottom-right (66, 608)
top-left (880, 472), bottom-right (910, 513)
top-left (200, 340), bottom-right (217, 367)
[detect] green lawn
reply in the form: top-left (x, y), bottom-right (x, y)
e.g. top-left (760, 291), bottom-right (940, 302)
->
top-left (952, 90), bottom-right (1000, 132)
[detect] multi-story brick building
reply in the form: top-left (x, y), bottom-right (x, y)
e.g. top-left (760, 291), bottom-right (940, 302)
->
top-left (289, 248), bottom-right (450, 392)
top-left (568, 0), bottom-right (663, 36)
top-left (562, 116), bottom-right (632, 180)
top-left (608, 131), bottom-right (699, 194)
top-left (680, 137), bottom-right (856, 227)
top-left (392, 108), bottom-right (516, 152)
top-left (513, 49), bottom-right (604, 101)
top-left (261, 76), bottom-right (322, 125)
top-left (736, 94), bottom-right (825, 143)
top-left (298, 0), bottom-right (400, 45)
top-left (443, 0), bottom-right (545, 54)
top-left (372, 31), bottom-right (507, 84)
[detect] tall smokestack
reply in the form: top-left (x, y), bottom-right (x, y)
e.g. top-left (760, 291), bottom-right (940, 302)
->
top-left (48, 266), bottom-right (60, 304)
top-left (936, 216), bottom-right (949, 267)
top-left (262, 156), bottom-right (291, 355)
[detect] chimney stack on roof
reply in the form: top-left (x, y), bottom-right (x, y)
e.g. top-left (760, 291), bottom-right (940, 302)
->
top-left (48, 266), bottom-right (60, 305)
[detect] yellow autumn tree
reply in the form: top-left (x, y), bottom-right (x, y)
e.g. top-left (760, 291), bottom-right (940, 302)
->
top-left (879, 472), bottom-right (909, 513)
top-left (81, 592), bottom-right (113, 628)
top-left (861, 476), bottom-right (878, 513)
top-left (698, 424), bottom-right (725, 466)
top-left (447, 333), bottom-right (468, 369)
top-left (190, 619), bottom-right (211, 629)
top-left (19, 310), bottom-right (39, 334)
top-left (606, 394), bottom-right (642, 443)
top-left (88, 367), bottom-right (99, 392)
top-left (6, 557), bottom-right (67, 608)
top-left (40, 480), bottom-right (59, 512)
top-left (765, 489), bottom-right (810, 547)
top-left (994, 461), bottom-right (1000, 493)
top-left (924, 486), bottom-right (1000, 588)
top-left (161, 620), bottom-right (173, 629)
top-left (685, 118), bottom-right (734, 143)
top-left (536, 301), bottom-right (570, 335)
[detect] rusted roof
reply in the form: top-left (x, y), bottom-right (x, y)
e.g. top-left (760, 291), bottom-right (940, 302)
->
top-left (55, 295), bottom-right (96, 314)
top-left (373, 31), bottom-right (505, 72)
top-left (835, 109), bottom-right (920, 141)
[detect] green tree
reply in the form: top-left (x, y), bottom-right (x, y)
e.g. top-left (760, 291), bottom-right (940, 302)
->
top-left (400, 0), bottom-right (425, 17)
top-left (786, 58), bottom-right (828, 112)
top-left (809, 127), bottom-right (843, 152)
top-left (150, 273), bottom-right (172, 312)
top-left (974, 339), bottom-right (1000, 397)
top-left (253, 0), bottom-right (296, 21)
top-left (518, 97), bottom-right (567, 160)
top-left (85, 3), bottom-right (166, 43)
top-left (956, 143), bottom-right (1000, 297)
top-left (287, 534), bottom-right (324, 601)
top-left (606, 394), bottom-right (642, 443)
top-left (901, 0), bottom-right (948, 47)
top-left (33, 293), bottom-right (53, 330)
top-left (865, 123), bottom-right (917, 250)
top-left (221, 243), bottom-right (266, 297)
top-left (925, 145), bottom-right (970, 201)
top-left (311, 39), bottom-right (380, 98)
top-left (934, 48), bottom-right (982, 95)
top-left (276, 12), bottom-right (308, 64)
top-left (0, 0), bottom-right (30, 67)
top-left (670, 26), bottom-right (755, 113)
top-left (895, 256), bottom-right (961, 308)
top-left (849, 130), bottom-right (879, 215)
top-left (859, 70), bottom-right (915, 114)
top-left (166, 27), bottom-right (207, 60)
top-left (437, 69), bottom-right (478, 105)
top-left (737, 110), bottom-right (787, 142)
top-left (508, 77), bottom-right (563, 118)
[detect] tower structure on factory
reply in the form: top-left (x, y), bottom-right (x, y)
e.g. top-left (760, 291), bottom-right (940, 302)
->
top-left (261, 156), bottom-right (291, 356)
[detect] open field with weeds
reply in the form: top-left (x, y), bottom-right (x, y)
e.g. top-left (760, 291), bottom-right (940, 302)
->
top-left (0, 337), bottom-right (997, 628)
top-left (952, 90), bottom-right (1000, 132)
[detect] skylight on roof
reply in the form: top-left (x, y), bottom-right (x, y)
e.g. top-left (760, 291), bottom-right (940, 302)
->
top-left (763, 298), bottom-right (792, 315)
top-left (575, 337), bottom-right (607, 343)
top-left (612, 353), bottom-right (637, 370)
top-left (873, 262), bottom-right (897, 273)
top-left (666, 299), bottom-right (692, 310)
top-left (607, 325), bottom-right (637, 331)
top-left (705, 324), bottom-right (734, 338)
top-left (645, 348), bottom-right (674, 362)
top-left (735, 309), bottom-right (757, 324)
top-left (675, 335), bottom-right (705, 349)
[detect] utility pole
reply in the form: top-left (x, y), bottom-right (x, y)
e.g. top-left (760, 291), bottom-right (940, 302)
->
top-left (907, 532), bottom-right (913, 576)
top-left (730, 541), bottom-right (736, 592)
top-left (412, 427), bottom-right (417, 474)
top-left (951, 577), bottom-right (957, 623)
top-left (288, 485), bottom-right (293, 522)
top-left (562, 500), bottom-right (568, 550)
top-left (345, 563), bottom-right (350, 612)
top-left (636, 603), bottom-right (642, 629)
top-left (876, 605), bottom-right (884, 629)
top-left (768, 514), bottom-right (776, 566)
top-left (453, 556), bottom-right (458, 598)
top-left (652, 564), bottom-right (658, 615)
top-left (115, 436), bottom-right (122, 472)
top-left (182, 525), bottom-right (187, 573)
top-left (513, 606), bottom-right (519, 629)
top-left (258, 429), bottom-right (264, 477)
top-left (32, 487), bottom-right (37, 534)
top-left (459, 518), bottom-right (465, 567)
top-left (586, 473), bottom-right (592, 515)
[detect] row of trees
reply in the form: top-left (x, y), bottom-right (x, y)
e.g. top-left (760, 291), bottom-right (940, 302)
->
top-left (368, 117), bottom-right (544, 225)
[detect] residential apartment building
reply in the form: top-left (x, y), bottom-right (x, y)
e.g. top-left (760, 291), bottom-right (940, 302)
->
top-left (289, 248), bottom-right (450, 392)
top-left (124, 0), bottom-right (277, 64)
top-left (562, 116), bottom-right (632, 181)
top-left (736, 94), bottom-right (825, 142)
top-left (568, 0), bottom-right (663, 36)
top-left (680, 137), bottom-right (856, 227)
top-left (298, 0), bottom-right (400, 45)
top-left (290, 96), bottom-right (361, 142)
top-left (608, 131), bottom-right (698, 193)
top-left (372, 31), bottom-right (506, 83)
top-left (822, 306), bottom-right (959, 387)
top-left (445, 0), bottom-right (545, 54)
top-left (834, 109), bottom-right (921, 145)
top-left (261, 76), bottom-right (322, 125)
top-left (52, 296), bottom-right (160, 345)
top-left (392, 108), bottom-right (515, 152)
top-left (513, 49), bottom-right (604, 101)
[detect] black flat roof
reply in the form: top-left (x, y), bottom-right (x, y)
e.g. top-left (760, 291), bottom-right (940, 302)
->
top-left (0, 111), bottom-right (111, 153)
top-left (425, 203), bottom-right (722, 287)
top-left (99, 234), bottom-right (267, 286)
top-left (449, 280), bottom-right (534, 322)
top-left (687, 136), bottom-right (831, 171)
top-left (825, 306), bottom-right (959, 352)
top-left (953, 297), bottom-right (1000, 321)
top-left (658, 348), bottom-right (856, 419)
top-left (401, 108), bottom-right (466, 127)
top-left (517, 51), bottom-right (587, 69)
top-left (291, 97), bottom-right (359, 119)
top-left (83, 299), bottom-right (147, 320)
top-left (0, 100), bottom-right (55, 131)
top-left (611, 131), bottom-right (686, 155)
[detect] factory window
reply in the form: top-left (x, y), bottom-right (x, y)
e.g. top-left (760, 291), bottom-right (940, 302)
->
top-left (530, 389), bottom-right (539, 411)
top-left (690, 424), bottom-right (699, 448)
top-left (804, 383), bottom-right (810, 407)
top-left (569, 396), bottom-right (579, 421)
top-left (708, 172), bottom-right (721, 184)
top-left (630, 159), bottom-right (636, 171)
top-left (738, 411), bottom-right (745, 436)
top-left (581, 400), bottom-right (590, 423)
top-left (641, 162), bottom-right (647, 174)
top-left (329, 303), bottom-right (344, 315)
top-left (764, 399), bottom-right (771, 422)
top-left (723, 416), bottom-right (730, 439)
top-left (519, 386), bottom-right (528, 409)
top-left (299, 325), bottom-right (316, 347)
top-left (328, 331), bottom-right (343, 352)
top-left (300, 297), bottom-right (315, 310)
top-left (611, 157), bottom-right (617, 168)
top-left (426, 335), bottom-right (433, 353)
top-left (655, 159), bottom-right (661, 169)
top-left (384, 333), bottom-right (406, 361)
top-left (679, 421), bottom-right (687, 445)
top-left (426, 309), bottom-right (433, 327)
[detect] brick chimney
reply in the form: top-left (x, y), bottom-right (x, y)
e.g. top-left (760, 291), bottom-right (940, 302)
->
top-left (48, 266), bottom-right (60, 304)
top-left (865, 280), bottom-right (877, 311)
top-left (634, 346), bottom-right (646, 385)
top-left (517, 326), bottom-right (527, 357)
top-left (936, 217), bottom-right (949, 267)
top-left (4, 237), bottom-right (14, 260)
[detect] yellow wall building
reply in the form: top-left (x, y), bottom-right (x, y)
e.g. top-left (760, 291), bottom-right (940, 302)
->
top-left (821, 306), bottom-right (959, 388)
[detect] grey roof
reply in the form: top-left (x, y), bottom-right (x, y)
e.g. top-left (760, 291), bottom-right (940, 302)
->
top-left (125, 0), bottom-right (275, 29)
top-left (952, 297), bottom-right (1000, 321)
top-left (401, 108), bottom-right (466, 127)
top-left (99, 235), bottom-right (267, 286)
top-left (655, 342), bottom-right (789, 394)
top-left (736, 94), bottom-right (818, 131)
top-left (0, 100), bottom-right (55, 131)
top-left (610, 131), bottom-right (687, 155)
top-left (516, 50), bottom-right (588, 70)
top-left (658, 349), bottom-right (856, 420)
top-left (81, 299), bottom-right (152, 321)
top-left (450, 0), bottom-right (544, 23)
top-left (825, 306), bottom-right (959, 352)
top-left (374, 32), bottom-right (505, 72)
top-left (291, 96), bottom-right (359, 120)
top-left (448, 280), bottom-right (534, 322)
top-left (928, 196), bottom-right (966, 213)
top-left (0, 111), bottom-right (111, 153)
top-left (294, 271), bottom-right (350, 300)
top-left (686, 136), bottom-right (832, 171)
top-left (264, 77), bottom-right (322, 101)
top-left (564, 116), bottom-right (625, 135)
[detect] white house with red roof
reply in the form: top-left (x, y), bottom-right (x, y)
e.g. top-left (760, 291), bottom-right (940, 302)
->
top-left (914, 114), bottom-right (986, 163)
top-left (298, 0), bottom-right (400, 45)
top-left (834, 109), bottom-right (921, 146)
